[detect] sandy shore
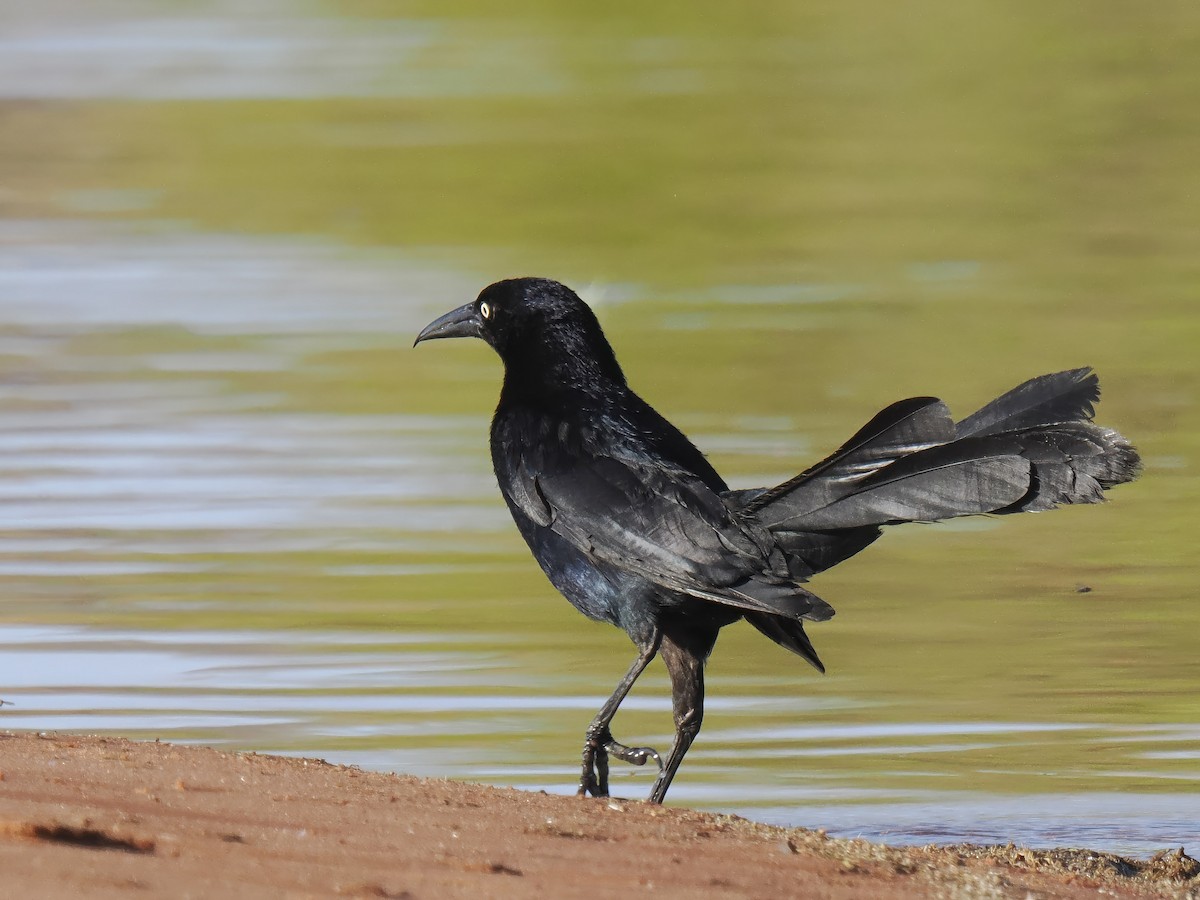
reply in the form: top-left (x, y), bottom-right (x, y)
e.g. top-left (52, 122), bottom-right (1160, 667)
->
top-left (0, 732), bottom-right (1195, 899)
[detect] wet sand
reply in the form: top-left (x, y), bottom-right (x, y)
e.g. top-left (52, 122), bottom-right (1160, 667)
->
top-left (0, 732), bottom-right (1195, 899)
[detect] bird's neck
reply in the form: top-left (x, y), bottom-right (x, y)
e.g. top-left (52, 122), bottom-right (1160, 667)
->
top-left (498, 357), bottom-right (624, 413)
top-left (497, 331), bottom-right (627, 413)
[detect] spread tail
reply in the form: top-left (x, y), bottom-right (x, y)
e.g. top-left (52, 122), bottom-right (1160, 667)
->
top-left (736, 368), bottom-right (1139, 535)
top-left (732, 369), bottom-right (1139, 666)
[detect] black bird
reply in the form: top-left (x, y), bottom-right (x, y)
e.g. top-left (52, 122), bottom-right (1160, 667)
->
top-left (415, 277), bottom-right (1140, 804)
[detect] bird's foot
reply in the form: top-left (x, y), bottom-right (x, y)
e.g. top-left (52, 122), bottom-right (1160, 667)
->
top-left (577, 733), bottom-right (610, 797)
top-left (577, 727), bottom-right (661, 798)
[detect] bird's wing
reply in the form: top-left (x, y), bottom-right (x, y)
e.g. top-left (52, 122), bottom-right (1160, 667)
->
top-left (505, 450), bottom-right (832, 621)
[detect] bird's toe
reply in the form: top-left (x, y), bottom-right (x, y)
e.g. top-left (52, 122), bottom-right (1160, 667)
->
top-left (603, 739), bottom-right (663, 771)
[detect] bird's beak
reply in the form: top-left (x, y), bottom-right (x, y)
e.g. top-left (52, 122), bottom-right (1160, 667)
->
top-left (413, 302), bottom-right (483, 347)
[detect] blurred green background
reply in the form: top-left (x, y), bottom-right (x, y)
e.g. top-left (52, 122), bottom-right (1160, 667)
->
top-left (1, 0), bottom-right (1197, 852)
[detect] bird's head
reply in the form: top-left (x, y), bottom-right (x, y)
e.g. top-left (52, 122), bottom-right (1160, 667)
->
top-left (415, 278), bottom-right (625, 392)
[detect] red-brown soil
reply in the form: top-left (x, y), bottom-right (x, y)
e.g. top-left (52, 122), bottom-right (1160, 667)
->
top-left (1, 732), bottom-right (1196, 899)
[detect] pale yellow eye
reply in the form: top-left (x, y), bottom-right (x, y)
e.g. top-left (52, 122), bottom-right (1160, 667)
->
top-left (480, 301), bottom-right (492, 319)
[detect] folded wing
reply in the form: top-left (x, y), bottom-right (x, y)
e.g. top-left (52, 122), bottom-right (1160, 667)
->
top-left (501, 450), bottom-right (834, 622)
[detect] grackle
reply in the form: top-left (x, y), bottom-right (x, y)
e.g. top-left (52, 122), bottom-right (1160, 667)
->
top-left (415, 277), bottom-right (1140, 803)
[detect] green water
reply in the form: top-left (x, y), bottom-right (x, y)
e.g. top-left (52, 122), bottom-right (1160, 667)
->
top-left (1, 0), bottom-right (1198, 852)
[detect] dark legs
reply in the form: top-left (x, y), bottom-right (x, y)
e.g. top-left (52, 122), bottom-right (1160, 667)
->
top-left (577, 628), bottom-right (662, 798)
top-left (648, 626), bottom-right (716, 804)
top-left (577, 621), bottom-right (718, 804)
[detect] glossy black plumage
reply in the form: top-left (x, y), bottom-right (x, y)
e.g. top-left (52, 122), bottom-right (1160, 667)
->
top-left (415, 277), bottom-right (1140, 803)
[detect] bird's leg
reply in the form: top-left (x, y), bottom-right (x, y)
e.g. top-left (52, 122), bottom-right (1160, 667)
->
top-left (646, 628), bottom-right (713, 805)
top-left (578, 629), bottom-right (661, 798)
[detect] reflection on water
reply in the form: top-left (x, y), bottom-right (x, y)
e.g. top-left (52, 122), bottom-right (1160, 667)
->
top-left (2, 0), bottom-right (1199, 860)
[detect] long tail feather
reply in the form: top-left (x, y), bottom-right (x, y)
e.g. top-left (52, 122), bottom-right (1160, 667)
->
top-left (739, 397), bottom-right (954, 517)
top-left (740, 369), bottom-right (1139, 537)
top-left (762, 440), bottom-right (1032, 531)
top-left (956, 368), bottom-right (1099, 438)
